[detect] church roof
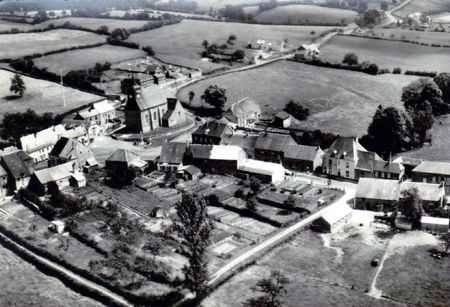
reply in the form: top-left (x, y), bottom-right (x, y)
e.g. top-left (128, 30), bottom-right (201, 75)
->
top-left (125, 86), bottom-right (172, 111)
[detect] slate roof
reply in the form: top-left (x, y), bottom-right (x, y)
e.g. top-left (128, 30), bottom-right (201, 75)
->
top-left (275, 111), bottom-right (290, 120)
top-left (223, 134), bottom-right (258, 151)
top-left (324, 137), bottom-right (369, 160)
top-left (284, 144), bottom-right (322, 161)
top-left (76, 100), bottom-right (114, 119)
top-left (356, 157), bottom-right (403, 174)
top-left (393, 156), bottom-right (423, 167)
top-left (254, 133), bottom-right (296, 152)
top-left (106, 148), bottom-right (140, 163)
top-left (162, 98), bottom-right (180, 121)
top-left (34, 162), bottom-right (74, 185)
top-left (1, 151), bottom-right (35, 179)
top-left (50, 137), bottom-right (93, 162)
top-left (125, 86), bottom-right (170, 111)
top-left (159, 142), bottom-right (188, 165)
top-left (20, 125), bottom-right (66, 153)
top-left (412, 161), bottom-right (450, 176)
top-left (192, 121), bottom-right (232, 138)
top-left (238, 159), bottom-right (285, 176)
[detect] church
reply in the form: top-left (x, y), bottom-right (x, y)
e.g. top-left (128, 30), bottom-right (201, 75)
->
top-left (124, 84), bottom-right (186, 133)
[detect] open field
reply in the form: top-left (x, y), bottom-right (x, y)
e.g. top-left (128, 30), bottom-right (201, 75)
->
top-left (205, 211), bottom-right (449, 307)
top-left (320, 35), bottom-right (450, 73)
top-left (155, 0), bottom-right (263, 11)
top-left (105, 9), bottom-right (215, 20)
top-left (128, 19), bottom-right (340, 73)
top-left (0, 69), bottom-right (102, 119)
top-left (40, 17), bottom-right (151, 31)
top-left (398, 114), bottom-right (450, 162)
top-left (34, 45), bottom-right (147, 74)
top-left (254, 5), bottom-right (358, 25)
top-left (0, 29), bottom-right (105, 60)
top-left (0, 19), bottom-right (35, 32)
top-left (178, 60), bottom-right (418, 136)
top-left (365, 28), bottom-right (450, 46)
top-left (394, 0), bottom-right (450, 18)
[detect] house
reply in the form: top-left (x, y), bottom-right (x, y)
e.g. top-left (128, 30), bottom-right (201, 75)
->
top-left (254, 133), bottom-right (296, 163)
top-left (223, 133), bottom-right (258, 159)
top-left (312, 202), bottom-right (352, 233)
top-left (189, 144), bottom-right (246, 175)
top-left (355, 153), bottom-right (404, 180)
top-left (177, 165), bottom-right (202, 181)
top-left (393, 156), bottom-right (423, 178)
top-left (0, 165), bottom-right (8, 199)
top-left (283, 144), bottom-right (324, 172)
top-left (157, 142), bottom-right (188, 172)
top-left (238, 159), bottom-right (285, 184)
top-left (273, 111), bottom-right (291, 128)
top-left (295, 44), bottom-right (320, 60)
top-left (49, 137), bottom-right (97, 171)
top-left (223, 97), bottom-right (261, 128)
top-left (1, 150), bottom-right (35, 193)
top-left (73, 100), bottom-right (116, 128)
top-left (355, 178), bottom-right (446, 211)
top-left (19, 125), bottom-right (67, 163)
top-left (192, 121), bottom-right (233, 145)
top-left (421, 216), bottom-right (449, 233)
top-left (412, 161), bottom-right (450, 195)
top-left (105, 149), bottom-right (148, 171)
top-left (161, 98), bottom-right (186, 127)
top-left (62, 126), bottom-right (89, 146)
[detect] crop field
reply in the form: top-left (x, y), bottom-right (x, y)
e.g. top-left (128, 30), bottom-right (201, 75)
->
top-left (254, 5), bottom-right (358, 25)
top-left (205, 212), bottom-right (450, 307)
top-left (34, 45), bottom-right (147, 74)
top-left (128, 19), bottom-right (339, 73)
top-left (320, 35), bottom-right (450, 73)
top-left (178, 60), bottom-right (418, 136)
top-left (394, 0), bottom-right (450, 18)
top-left (366, 28), bottom-right (450, 46)
top-left (0, 29), bottom-right (105, 60)
top-left (0, 69), bottom-right (102, 119)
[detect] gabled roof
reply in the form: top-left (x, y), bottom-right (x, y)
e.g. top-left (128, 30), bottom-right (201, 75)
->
top-left (20, 125), bottom-right (67, 153)
top-left (275, 111), bottom-right (290, 120)
top-left (106, 148), bottom-right (140, 163)
top-left (412, 161), bottom-right (450, 176)
top-left (400, 181), bottom-right (445, 202)
top-left (189, 144), bottom-right (212, 160)
top-left (356, 158), bottom-right (402, 174)
top-left (125, 86), bottom-right (170, 111)
top-left (76, 100), bottom-right (115, 119)
top-left (356, 178), bottom-right (399, 201)
top-left (209, 145), bottom-right (246, 161)
top-left (238, 159), bottom-right (285, 176)
top-left (393, 156), bottom-right (423, 167)
top-left (50, 137), bottom-right (93, 161)
top-left (284, 144), bottom-right (323, 161)
top-left (192, 121), bottom-right (232, 138)
top-left (162, 98), bottom-right (182, 121)
top-left (1, 150), bottom-right (35, 179)
top-left (254, 133), bottom-right (296, 152)
top-left (320, 202), bottom-right (352, 225)
top-left (223, 134), bottom-right (258, 151)
top-left (159, 142), bottom-right (188, 165)
top-left (324, 137), bottom-right (368, 160)
top-left (34, 162), bottom-right (74, 185)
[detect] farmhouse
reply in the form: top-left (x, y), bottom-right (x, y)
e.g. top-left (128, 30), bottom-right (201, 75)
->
top-left (283, 144), bottom-right (324, 173)
top-left (192, 121), bottom-right (233, 145)
top-left (412, 161), bottom-right (450, 195)
top-left (105, 149), bottom-right (148, 171)
top-left (420, 216), bottom-right (449, 233)
top-left (74, 100), bottom-right (116, 129)
top-left (238, 159), bottom-right (285, 184)
top-left (0, 150), bottom-right (36, 193)
top-left (49, 137), bottom-right (97, 171)
top-left (355, 153), bottom-right (404, 180)
top-left (158, 142), bottom-right (188, 172)
top-left (188, 144), bottom-right (246, 175)
top-left (223, 97), bottom-right (261, 128)
top-left (312, 202), bottom-right (352, 233)
top-left (273, 111), bottom-right (291, 128)
top-left (254, 133), bottom-right (296, 163)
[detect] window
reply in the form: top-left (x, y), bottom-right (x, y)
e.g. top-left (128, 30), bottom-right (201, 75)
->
top-left (346, 162), bottom-right (349, 168)
top-left (146, 114), bottom-right (150, 123)
top-left (153, 111), bottom-right (157, 120)
top-left (346, 171), bottom-right (349, 178)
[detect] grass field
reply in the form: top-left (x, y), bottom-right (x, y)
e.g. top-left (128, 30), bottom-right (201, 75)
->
top-left (0, 19), bottom-right (35, 32)
top-left (34, 45), bottom-right (147, 74)
top-left (394, 0), bottom-right (450, 18)
top-left (178, 60), bottom-right (418, 136)
top-left (320, 35), bottom-right (450, 73)
top-left (128, 19), bottom-right (339, 73)
top-left (0, 29), bottom-right (105, 60)
top-left (0, 69), bottom-right (102, 119)
top-left (366, 28), bottom-right (450, 45)
top-left (254, 5), bottom-right (358, 25)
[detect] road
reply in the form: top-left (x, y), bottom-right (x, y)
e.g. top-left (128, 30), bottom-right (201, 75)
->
top-left (378, 0), bottom-right (412, 28)
top-left (208, 184), bottom-right (356, 287)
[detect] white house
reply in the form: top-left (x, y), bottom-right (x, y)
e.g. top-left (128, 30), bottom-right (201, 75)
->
top-left (73, 100), bottom-right (117, 130)
top-left (223, 97), bottom-right (261, 128)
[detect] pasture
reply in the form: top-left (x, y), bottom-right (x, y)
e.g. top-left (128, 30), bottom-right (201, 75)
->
top-left (128, 19), bottom-right (340, 73)
top-left (0, 19), bottom-right (35, 32)
top-left (177, 60), bottom-right (418, 136)
top-left (0, 69), bottom-right (102, 119)
top-left (254, 5), bottom-right (358, 25)
top-left (40, 17), bottom-right (151, 31)
top-left (365, 28), bottom-right (450, 46)
top-left (394, 0), bottom-right (450, 18)
top-left (34, 45), bottom-right (147, 74)
top-left (0, 29), bottom-right (105, 60)
top-left (320, 35), bottom-right (450, 73)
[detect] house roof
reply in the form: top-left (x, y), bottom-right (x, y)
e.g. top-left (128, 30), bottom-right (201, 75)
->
top-left (238, 159), bottom-right (285, 176)
top-left (178, 165), bottom-right (201, 176)
top-left (275, 111), bottom-right (290, 120)
top-left (320, 202), bottom-right (352, 225)
top-left (159, 142), bottom-right (188, 165)
top-left (76, 100), bottom-right (114, 119)
top-left (412, 161), bottom-right (450, 176)
top-left (0, 165), bottom-right (7, 177)
top-left (284, 144), bottom-right (322, 161)
top-left (223, 134), bottom-right (258, 151)
top-left (209, 145), bottom-right (246, 161)
top-left (34, 162), bottom-right (74, 184)
top-left (106, 148), bottom-right (140, 164)
top-left (162, 98), bottom-right (182, 121)
top-left (20, 125), bottom-right (67, 153)
top-left (323, 137), bottom-right (368, 160)
top-left (400, 181), bottom-right (444, 202)
top-left (63, 126), bottom-right (87, 139)
top-left (356, 158), bottom-right (403, 174)
top-left (192, 121), bottom-right (232, 138)
top-left (1, 150), bottom-right (35, 179)
top-left (189, 144), bottom-right (212, 160)
top-left (254, 133), bottom-right (296, 152)
top-left (393, 156), bottom-right (423, 167)
top-left (50, 137), bottom-right (93, 161)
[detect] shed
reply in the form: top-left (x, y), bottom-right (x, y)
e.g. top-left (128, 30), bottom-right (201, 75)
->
top-left (312, 202), bottom-right (352, 233)
top-left (273, 111), bottom-right (291, 128)
top-left (238, 159), bottom-right (285, 184)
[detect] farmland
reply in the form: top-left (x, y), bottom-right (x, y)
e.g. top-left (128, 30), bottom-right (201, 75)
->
top-left (0, 19), bottom-right (35, 32)
top-left (394, 0), bottom-right (450, 18)
top-left (204, 212), bottom-right (450, 307)
top-left (127, 19), bottom-right (340, 73)
top-left (431, 12), bottom-right (450, 23)
top-left (0, 29), bottom-right (105, 60)
top-left (34, 45), bottom-right (147, 74)
top-left (40, 17), bottom-right (152, 31)
top-left (178, 60), bottom-right (418, 136)
top-left (320, 35), bottom-right (450, 73)
top-left (365, 28), bottom-right (450, 46)
top-left (0, 69), bottom-right (102, 120)
top-left (254, 5), bottom-right (358, 25)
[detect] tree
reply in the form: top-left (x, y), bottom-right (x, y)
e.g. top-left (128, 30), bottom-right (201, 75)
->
top-left (284, 100), bottom-right (310, 120)
top-left (398, 187), bottom-right (424, 229)
top-left (342, 52), bottom-right (358, 66)
top-left (283, 196), bottom-right (296, 211)
top-left (380, 1), bottom-right (388, 11)
top-left (201, 85), bottom-right (227, 113)
top-left (244, 270), bottom-right (290, 307)
top-left (402, 78), bottom-right (448, 116)
top-left (434, 73), bottom-right (450, 104)
top-left (142, 45), bottom-right (155, 56)
top-left (96, 25), bottom-right (109, 35)
top-left (176, 193), bottom-right (214, 301)
top-left (246, 197), bottom-right (258, 213)
top-left (233, 49), bottom-right (245, 61)
top-left (202, 39), bottom-right (209, 49)
top-left (188, 91), bottom-right (195, 104)
top-left (10, 73), bottom-right (26, 97)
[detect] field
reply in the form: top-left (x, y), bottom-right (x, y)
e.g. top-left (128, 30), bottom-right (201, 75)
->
top-left (128, 19), bottom-right (340, 73)
top-left (366, 28), bottom-right (450, 46)
top-left (320, 35), bottom-right (450, 73)
top-left (399, 114), bottom-right (450, 162)
top-left (0, 19), bottom-right (35, 32)
top-left (155, 0), bottom-right (264, 11)
top-left (34, 45), bottom-right (147, 74)
top-left (431, 12), bottom-right (450, 23)
top-left (0, 69), bottom-right (102, 119)
top-left (0, 29), bottom-right (105, 60)
top-left (178, 60), bottom-right (418, 136)
top-left (394, 0), bottom-right (450, 18)
top-left (254, 5), bottom-right (358, 25)
top-left (40, 17), bottom-right (152, 31)
top-left (205, 212), bottom-right (450, 307)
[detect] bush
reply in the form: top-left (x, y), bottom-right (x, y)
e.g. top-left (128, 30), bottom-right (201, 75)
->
top-left (393, 67), bottom-right (402, 74)
top-left (284, 100), bottom-right (310, 120)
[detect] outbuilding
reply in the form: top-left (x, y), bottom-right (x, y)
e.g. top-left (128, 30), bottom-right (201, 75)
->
top-left (312, 202), bottom-right (353, 233)
top-left (238, 159), bottom-right (285, 184)
top-left (421, 216), bottom-right (449, 233)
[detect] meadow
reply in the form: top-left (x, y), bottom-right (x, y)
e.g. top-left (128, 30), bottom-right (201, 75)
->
top-left (320, 35), bottom-right (450, 73)
top-left (178, 60), bottom-right (418, 136)
top-left (0, 69), bottom-right (102, 119)
top-left (394, 0), bottom-right (450, 18)
top-left (40, 17), bottom-right (151, 31)
top-left (0, 29), bottom-right (105, 60)
top-left (34, 45), bottom-right (147, 74)
top-left (254, 4), bottom-right (358, 25)
top-left (365, 28), bottom-right (450, 46)
top-left (128, 19), bottom-right (340, 73)
top-left (0, 19), bottom-right (36, 32)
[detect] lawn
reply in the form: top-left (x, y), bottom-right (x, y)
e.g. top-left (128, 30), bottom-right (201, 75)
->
top-left (127, 19), bottom-right (340, 73)
top-left (366, 28), bottom-right (450, 46)
top-left (254, 4), bottom-right (358, 25)
top-left (320, 35), bottom-right (450, 73)
top-left (0, 69), bottom-right (102, 120)
top-left (178, 60), bottom-right (418, 136)
top-left (34, 45), bottom-right (147, 74)
top-left (394, 0), bottom-right (450, 18)
top-left (0, 29), bottom-right (106, 60)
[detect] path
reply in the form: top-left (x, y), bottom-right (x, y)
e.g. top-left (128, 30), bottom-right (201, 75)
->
top-left (378, 0), bottom-right (412, 27)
